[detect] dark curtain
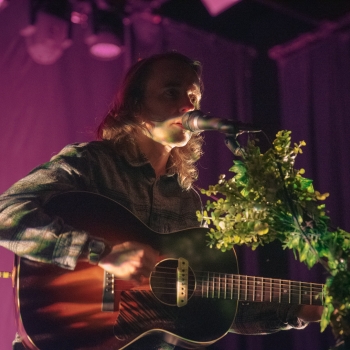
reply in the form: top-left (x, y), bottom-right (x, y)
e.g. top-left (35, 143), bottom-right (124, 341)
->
top-left (268, 17), bottom-right (350, 350)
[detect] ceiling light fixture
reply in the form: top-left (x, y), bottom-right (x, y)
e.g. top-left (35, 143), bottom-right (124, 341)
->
top-left (20, 0), bottom-right (72, 65)
top-left (85, 4), bottom-right (124, 61)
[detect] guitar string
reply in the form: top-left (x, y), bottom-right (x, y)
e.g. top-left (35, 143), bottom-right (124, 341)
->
top-left (111, 284), bottom-right (322, 299)
top-left (146, 265), bottom-right (325, 289)
top-left (112, 286), bottom-right (324, 304)
top-left (148, 283), bottom-right (324, 295)
top-left (113, 286), bottom-right (323, 300)
top-left (112, 281), bottom-right (323, 296)
top-left (147, 268), bottom-right (324, 290)
top-left (112, 276), bottom-right (324, 296)
top-left (148, 284), bottom-right (324, 296)
top-left (113, 275), bottom-right (324, 299)
top-left (147, 276), bottom-right (324, 293)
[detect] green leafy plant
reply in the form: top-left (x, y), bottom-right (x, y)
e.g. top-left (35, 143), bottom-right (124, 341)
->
top-left (197, 130), bottom-right (350, 338)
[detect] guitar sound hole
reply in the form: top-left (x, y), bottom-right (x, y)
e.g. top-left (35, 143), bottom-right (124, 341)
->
top-left (150, 259), bottom-right (195, 306)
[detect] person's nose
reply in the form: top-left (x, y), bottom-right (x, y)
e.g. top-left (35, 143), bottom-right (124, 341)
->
top-left (180, 94), bottom-right (195, 114)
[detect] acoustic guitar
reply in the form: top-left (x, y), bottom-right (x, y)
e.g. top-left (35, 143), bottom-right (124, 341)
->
top-left (13, 192), bottom-right (324, 350)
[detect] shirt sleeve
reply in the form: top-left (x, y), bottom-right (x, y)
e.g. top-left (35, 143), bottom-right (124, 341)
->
top-left (0, 144), bottom-right (93, 270)
top-left (229, 301), bottom-right (308, 335)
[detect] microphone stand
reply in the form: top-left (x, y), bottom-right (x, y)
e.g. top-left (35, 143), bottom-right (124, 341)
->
top-left (225, 134), bottom-right (245, 157)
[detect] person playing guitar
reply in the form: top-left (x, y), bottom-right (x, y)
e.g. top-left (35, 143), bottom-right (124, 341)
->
top-left (0, 52), bottom-right (322, 350)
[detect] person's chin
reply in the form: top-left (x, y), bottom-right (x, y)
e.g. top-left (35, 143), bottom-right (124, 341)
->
top-left (172, 136), bottom-right (191, 148)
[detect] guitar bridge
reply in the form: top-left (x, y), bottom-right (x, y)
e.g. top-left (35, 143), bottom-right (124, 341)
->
top-left (177, 258), bottom-right (189, 307)
top-left (102, 271), bottom-right (115, 311)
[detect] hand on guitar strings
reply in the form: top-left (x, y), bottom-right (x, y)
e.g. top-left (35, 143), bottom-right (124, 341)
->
top-left (98, 241), bottom-right (159, 284)
top-left (297, 305), bottom-right (324, 322)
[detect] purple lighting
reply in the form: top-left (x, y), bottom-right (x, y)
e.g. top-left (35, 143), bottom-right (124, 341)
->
top-left (0, 0), bottom-right (8, 11)
top-left (86, 32), bottom-right (122, 60)
top-left (201, 0), bottom-right (241, 16)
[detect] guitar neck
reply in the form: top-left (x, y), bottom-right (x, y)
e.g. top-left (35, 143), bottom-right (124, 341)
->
top-left (195, 273), bottom-right (324, 306)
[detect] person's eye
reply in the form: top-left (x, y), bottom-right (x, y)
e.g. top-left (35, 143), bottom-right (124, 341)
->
top-left (165, 88), bottom-right (179, 98)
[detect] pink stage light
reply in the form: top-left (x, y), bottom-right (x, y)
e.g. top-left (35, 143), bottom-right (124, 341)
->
top-left (0, 0), bottom-right (9, 11)
top-left (86, 32), bottom-right (122, 60)
top-left (85, 6), bottom-right (123, 61)
top-left (201, 0), bottom-right (241, 16)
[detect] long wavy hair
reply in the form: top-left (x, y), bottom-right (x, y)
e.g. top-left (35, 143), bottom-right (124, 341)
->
top-left (97, 52), bottom-right (204, 190)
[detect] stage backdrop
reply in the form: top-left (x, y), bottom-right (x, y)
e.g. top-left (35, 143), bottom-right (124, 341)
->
top-left (269, 16), bottom-right (350, 350)
top-left (0, 0), bottom-right (347, 349)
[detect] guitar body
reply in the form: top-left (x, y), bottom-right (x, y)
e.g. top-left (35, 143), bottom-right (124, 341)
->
top-left (14, 192), bottom-right (238, 350)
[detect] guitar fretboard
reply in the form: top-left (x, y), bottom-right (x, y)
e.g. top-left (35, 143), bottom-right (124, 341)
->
top-left (195, 273), bottom-right (324, 305)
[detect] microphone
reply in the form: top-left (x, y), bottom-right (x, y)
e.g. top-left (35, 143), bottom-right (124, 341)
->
top-left (181, 110), bottom-right (261, 134)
